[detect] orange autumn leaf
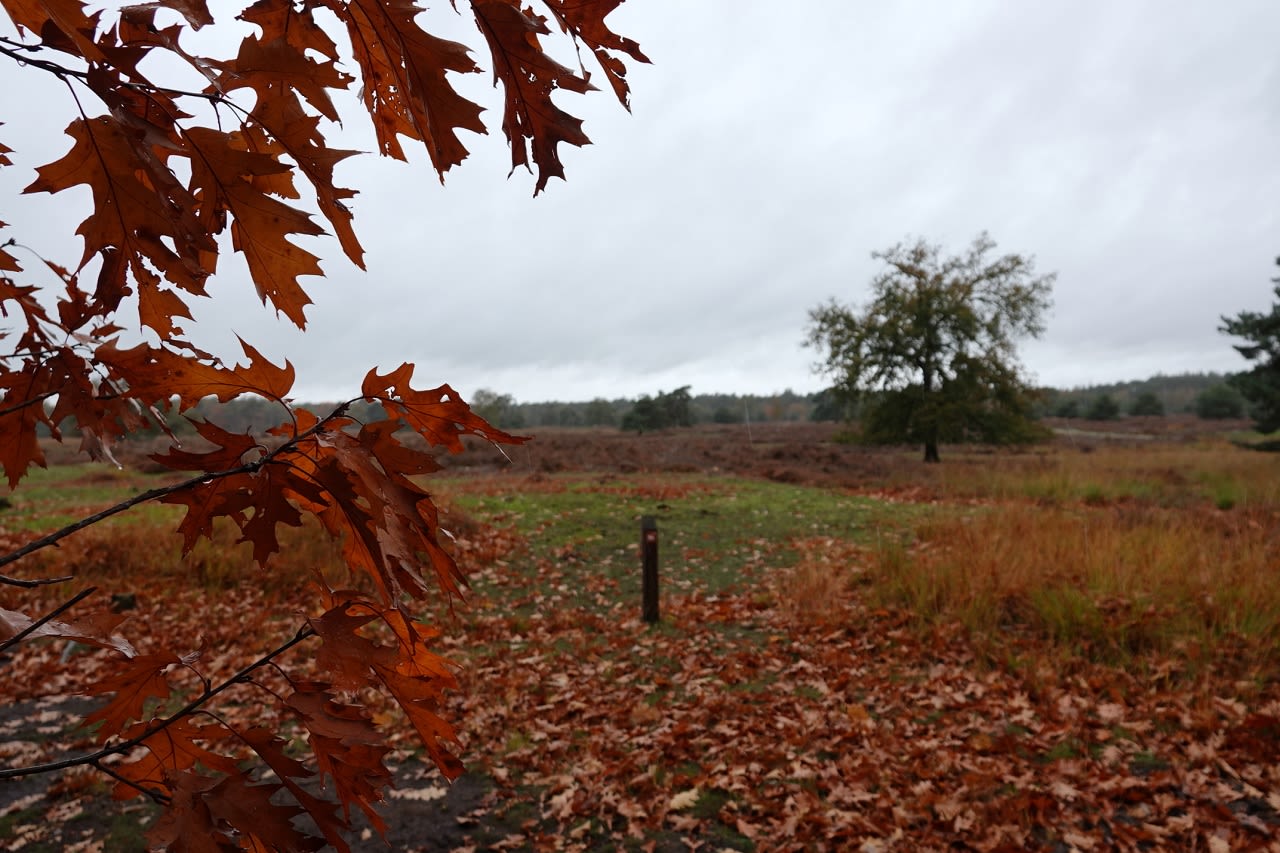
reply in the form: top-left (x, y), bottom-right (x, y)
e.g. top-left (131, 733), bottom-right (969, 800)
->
top-left (0, 0), bottom-right (645, 848)
top-left (81, 652), bottom-right (180, 741)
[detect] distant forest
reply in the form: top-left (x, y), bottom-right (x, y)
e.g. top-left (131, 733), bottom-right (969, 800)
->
top-left (138, 371), bottom-right (1243, 437)
top-left (472, 372), bottom-right (1243, 430)
top-left (1036, 372), bottom-right (1241, 421)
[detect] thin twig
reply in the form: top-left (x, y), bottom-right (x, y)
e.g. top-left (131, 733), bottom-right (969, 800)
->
top-left (89, 757), bottom-right (171, 805)
top-left (0, 571), bottom-right (75, 589)
top-left (0, 36), bottom-right (225, 105)
top-left (0, 407), bottom-right (339, 574)
top-left (0, 464), bottom-right (261, 572)
top-left (0, 391), bottom-right (58, 419)
top-left (0, 587), bottom-right (96, 656)
top-left (0, 624), bottom-right (316, 780)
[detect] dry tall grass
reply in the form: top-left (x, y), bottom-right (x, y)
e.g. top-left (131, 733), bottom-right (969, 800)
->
top-left (16, 516), bottom-right (348, 607)
top-left (900, 441), bottom-right (1280, 509)
top-left (774, 536), bottom-right (868, 624)
top-left (859, 439), bottom-right (1280, 673)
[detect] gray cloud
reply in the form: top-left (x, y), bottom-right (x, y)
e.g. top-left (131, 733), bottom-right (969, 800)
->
top-left (2, 1), bottom-right (1277, 403)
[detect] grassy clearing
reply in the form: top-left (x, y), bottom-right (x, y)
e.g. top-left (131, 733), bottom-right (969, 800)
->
top-left (436, 443), bottom-right (1280, 680)
top-left (6, 440), bottom-right (1278, 676)
top-left (0, 463), bottom-right (181, 532)
top-left (4, 435), bottom-right (1280, 848)
top-left (442, 473), bottom-right (915, 611)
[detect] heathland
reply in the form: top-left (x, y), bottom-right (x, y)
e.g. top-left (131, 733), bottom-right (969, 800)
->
top-left (2, 418), bottom-right (1278, 850)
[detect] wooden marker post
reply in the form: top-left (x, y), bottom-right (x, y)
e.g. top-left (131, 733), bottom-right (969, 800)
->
top-left (641, 515), bottom-right (659, 624)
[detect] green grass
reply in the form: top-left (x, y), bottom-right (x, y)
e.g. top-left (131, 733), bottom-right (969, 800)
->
top-left (0, 463), bottom-right (183, 532)
top-left (446, 473), bottom-right (915, 612)
top-left (1129, 751), bottom-right (1171, 775)
top-left (1040, 737), bottom-right (1088, 763)
top-left (1196, 471), bottom-right (1243, 510)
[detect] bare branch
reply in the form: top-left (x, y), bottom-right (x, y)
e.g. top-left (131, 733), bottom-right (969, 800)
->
top-left (0, 586), bottom-right (95, 655)
top-left (0, 390), bottom-right (57, 419)
top-left (0, 405), bottom-right (346, 573)
top-left (0, 36), bottom-right (225, 106)
top-left (0, 624), bottom-right (316, 780)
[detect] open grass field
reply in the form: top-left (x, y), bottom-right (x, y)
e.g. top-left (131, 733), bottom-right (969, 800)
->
top-left (2, 419), bottom-right (1279, 850)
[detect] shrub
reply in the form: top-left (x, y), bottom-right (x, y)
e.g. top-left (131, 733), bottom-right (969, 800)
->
top-left (1129, 392), bottom-right (1164, 417)
top-left (1054, 400), bottom-right (1080, 419)
top-left (1195, 384), bottom-right (1245, 420)
top-left (1086, 394), bottom-right (1121, 421)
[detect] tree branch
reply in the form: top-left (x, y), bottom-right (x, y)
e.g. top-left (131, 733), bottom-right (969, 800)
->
top-left (0, 586), bottom-right (96, 655)
top-left (89, 757), bottom-right (171, 805)
top-left (0, 623), bottom-right (316, 780)
top-left (0, 36), bottom-right (225, 105)
top-left (0, 463), bottom-right (261, 573)
top-left (0, 405), bottom-right (345, 575)
top-left (0, 390), bottom-right (57, 419)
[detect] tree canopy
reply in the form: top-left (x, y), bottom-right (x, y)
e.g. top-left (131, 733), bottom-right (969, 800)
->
top-left (806, 233), bottom-right (1054, 462)
top-left (1220, 258), bottom-right (1280, 434)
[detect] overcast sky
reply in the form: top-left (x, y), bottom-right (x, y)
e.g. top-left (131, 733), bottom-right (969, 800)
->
top-left (3, 1), bottom-right (1279, 404)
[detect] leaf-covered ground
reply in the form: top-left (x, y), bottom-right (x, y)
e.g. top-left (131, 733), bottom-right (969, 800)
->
top-left (438, 593), bottom-right (1280, 851)
top-left (361, 473), bottom-right (1278, 852)
top-left (3, 427), bottom-right (1280, 850)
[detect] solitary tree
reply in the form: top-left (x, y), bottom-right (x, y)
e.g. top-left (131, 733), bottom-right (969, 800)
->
top-left (657, 385), bottom-right (694, 427)
top-left (0, 1), bottom-right (646, 848)
top-left (806, 233), bottom-right (1054, 462)
top-left (1220, 258), bottom-right (1280, 433)
top-left (622, 395), bottom-right (662, 433)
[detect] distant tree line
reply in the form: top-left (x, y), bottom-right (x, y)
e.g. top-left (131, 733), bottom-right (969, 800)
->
top-left (453, 387), bottom-right (817, 431)
top-left (465, 372), bottom-right (1252, 435)
top-left (1040, 373), bottom-right (1247, 422)
top-left (620, 386), bottom-right (693, 433)
top-left (47, 370), bottom-right (1250, 445)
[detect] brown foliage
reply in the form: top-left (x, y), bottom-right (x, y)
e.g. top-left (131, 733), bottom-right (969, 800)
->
top-left (0, 1), bottom-right (644, 849)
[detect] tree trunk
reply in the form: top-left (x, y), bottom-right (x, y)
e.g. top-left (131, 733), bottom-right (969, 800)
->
top-left (921, 362), bottom-right (940, 463)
